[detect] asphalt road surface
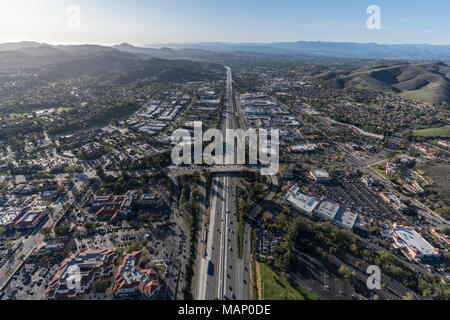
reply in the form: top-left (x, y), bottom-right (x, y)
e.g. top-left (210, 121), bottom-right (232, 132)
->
top-left (196, 67), bottom-right (249, 300)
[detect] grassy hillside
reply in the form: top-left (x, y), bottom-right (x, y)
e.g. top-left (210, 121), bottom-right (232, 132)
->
top-left (259, 263), bottom-right (317, 300)
top-left (413, 126), bottom-right (450, 138)
top-left (117, 58), bottom-right (225, 84)
top-left (31, 54), bottom-right (225, 83)
top-left (322, 61), bottom-right (450, 104)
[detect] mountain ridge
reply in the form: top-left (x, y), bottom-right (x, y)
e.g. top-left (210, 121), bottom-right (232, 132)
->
top-left (146, 41), bottom-right (450, 60)
top-left (319, 61), bottom-right (450, 103)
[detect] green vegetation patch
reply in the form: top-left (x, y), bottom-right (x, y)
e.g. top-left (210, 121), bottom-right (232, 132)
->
top-left (259, 263), bottom-right (317, 300)
top-left (398, 88), bottom-right (436, 104)
top-left (413, 126), bottom-right (450, 138)
top-left (237, 218), bottom-right (244, 259)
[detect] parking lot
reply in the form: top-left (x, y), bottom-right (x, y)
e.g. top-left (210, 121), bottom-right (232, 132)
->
top-left (70, 220), bottom-right (188, 300)
top-left (1, 263), bottom-right (57, 300)
top-left (293, 250), bottom-right (355, 300)
top-left (305, 171), bottom-right (415, 227)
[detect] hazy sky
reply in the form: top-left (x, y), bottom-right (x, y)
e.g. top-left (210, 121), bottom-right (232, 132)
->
top-left (0, 0), bottom-right (449, 45)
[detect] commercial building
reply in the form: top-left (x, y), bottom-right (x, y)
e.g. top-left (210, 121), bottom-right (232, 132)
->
top-left (285, 186), bottom-right (318, 214)
top-left (393, 225), bottom-right (440, 261)
top-left (46, 249), bottom-right (118, 299)
top-left (280, 170), bottom-right (294, 180)
top-left (113, 251), bottom-right (160, 300)
top-left (333, 209), bottom-right (358, 231)
top-left (354, 215), bottom-right (373, 233)
top-left (92, 191), bottom-right (162, 223)
top-left (33, 242), bottom-right (64, 255)
top-left (313, 200), bottom-right (366, 232)
top-left (29, 242), bottom-right (64, 262)
top-left (430, 228), bottom-right (450, 245)
top-left (289, 143), bottom-right (318, 153)
top-left (314, 200), bottom-right (340, 221)
top-left (310, 169), bottom-right (331, 182)
top-left (200, 99), bottom-right (221, 106)
top-left (380, 192), bottom-right (408, 211)
top-left (386, 162), bottom-right (398, 176)
top-left (361, 175), bottom-right (377, 187)
top-left (286, 186), bottom-right (369, 233)
top-left (14, 209), bottom-right (47, 229)
top-left (0, 209), bottom-right (25, 228)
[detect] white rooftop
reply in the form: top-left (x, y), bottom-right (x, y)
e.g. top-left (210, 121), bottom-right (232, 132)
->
top-left (393, 226), bottom-right (439, 257)
top-left (311, 169), bottom-right (330, 178)
top-left (314, 200), bottom-right (340, 220)
top-left (285, 186), bottom-right (318, 213)
top-left (334, 209), bottom-right (358, 230)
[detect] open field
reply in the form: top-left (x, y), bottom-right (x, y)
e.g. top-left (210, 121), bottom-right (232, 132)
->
top-left (413, 126), bottom-right (450, 138)
top-left (259, 263), bottom-right (317, 300)
top-left (418, 163), bottom-right (450, 219)
top-left (419, 164), bottom-right (450, 199)
top-left (399, 88), bottom-right (436, 104)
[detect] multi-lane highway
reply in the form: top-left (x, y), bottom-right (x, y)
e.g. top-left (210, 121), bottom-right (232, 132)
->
top-left (196, 67), bottom-right (250, 300)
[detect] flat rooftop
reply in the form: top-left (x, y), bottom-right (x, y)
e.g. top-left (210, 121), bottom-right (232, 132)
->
top-left (314, 200), bottom-right (340, 220)
top-left (285, 187), bottom-right (318, 213)
top-left (334, 209), bottom-right (358, 230)
top-left (0, 210), bottom-right (22, 226)
top-left (393, 226), bottom-right (439, 257)
top-left (311, 169), bottom-right (330, 178)
top-left (22, 211), bottom-right (41, 222)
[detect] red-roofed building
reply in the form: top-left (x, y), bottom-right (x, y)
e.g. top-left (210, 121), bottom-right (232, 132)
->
top-left (14, 209), bottom-right (47, 229)
top-left (113, 251), bottom-right (160, 300)
top-left (46, 248), bottom-right (118, 300)
top-left (92, 191), bottom-right (162, 223)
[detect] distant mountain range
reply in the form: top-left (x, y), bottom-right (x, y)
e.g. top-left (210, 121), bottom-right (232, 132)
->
top-left (2, 41), bottom-right (450, 72)
top-left (318, 61), bottom-right (450, 104)
top-left (148, 41), bottom-right (450, 61)
top-left (0, 41), bottom-right (222, 70)
top-left (112, 43), bottom-right (217, 59)
top-left (0, 42), bottom-right (224, 83)
top-left (2, 40), bottom-right (450, 72)
top-left (1, 41), bottom-right (449, 103)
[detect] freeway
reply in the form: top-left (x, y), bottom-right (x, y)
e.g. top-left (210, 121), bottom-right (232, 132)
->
top-left (196, 67), bottom-right (249, 300)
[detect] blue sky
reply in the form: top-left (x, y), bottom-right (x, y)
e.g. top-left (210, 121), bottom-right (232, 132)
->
top-left (1, 0), bottom-right (449, 45)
